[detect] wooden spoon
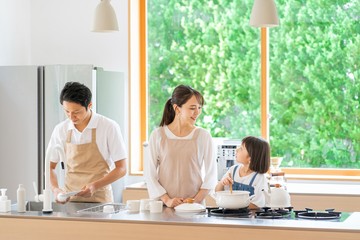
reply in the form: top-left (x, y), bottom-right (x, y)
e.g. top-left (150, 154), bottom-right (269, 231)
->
top-left (228, 172), bottom-right (233, 194)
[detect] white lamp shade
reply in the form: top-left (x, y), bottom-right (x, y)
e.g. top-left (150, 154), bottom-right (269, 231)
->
top-left (93, 0), bottom-right (119, 32)
top-left (249, 0), bottom-right (279, 28)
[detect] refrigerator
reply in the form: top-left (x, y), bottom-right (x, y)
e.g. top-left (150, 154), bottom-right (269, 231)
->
top-left (0, 65), bottom-right (126, 202)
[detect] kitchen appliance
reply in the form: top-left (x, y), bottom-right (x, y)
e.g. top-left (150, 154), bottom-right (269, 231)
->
top-left (294, 208), bottom-right (342, 220)
top-left (207, 207), bottom-right (251, 218)
top-left (255, 207), bottom-right (293, 219)
top-left (268, 156), bottom-right (287, 189)
top-left (206, 207), bottom-right (350, 222)
top-left (216, 140), bottom-right (241, 180)
top-left (0, 65), bottom-right (126, 202)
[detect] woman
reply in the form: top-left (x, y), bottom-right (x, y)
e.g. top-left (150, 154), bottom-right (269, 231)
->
top-left (145, 85), bottom-right (217, 207)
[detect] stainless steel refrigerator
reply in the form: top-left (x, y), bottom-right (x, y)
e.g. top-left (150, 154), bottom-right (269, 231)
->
top-left (0, 65), bottom-right (126, 202)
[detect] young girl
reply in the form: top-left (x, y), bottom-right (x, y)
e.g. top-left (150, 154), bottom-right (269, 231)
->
top-left (215, 136), bottom-right (270, 209)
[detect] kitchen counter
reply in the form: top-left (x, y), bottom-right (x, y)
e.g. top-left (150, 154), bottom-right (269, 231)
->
top-left (1, 204), bottom-right (360, 240)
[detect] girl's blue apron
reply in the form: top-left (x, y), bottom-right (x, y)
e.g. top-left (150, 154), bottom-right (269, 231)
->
top-left (231, 165), bottom-right (258, 196)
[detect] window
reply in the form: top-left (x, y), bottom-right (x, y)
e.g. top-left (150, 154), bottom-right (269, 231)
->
top-left (129, 0), bottom-right (360, 178)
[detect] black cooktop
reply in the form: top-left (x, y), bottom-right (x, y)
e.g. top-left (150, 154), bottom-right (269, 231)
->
top-left (206, 207), bottom-right (351, 222)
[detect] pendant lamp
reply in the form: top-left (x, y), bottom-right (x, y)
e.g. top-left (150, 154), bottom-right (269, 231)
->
top-left (249, 0), bottom-right (279, 28)
top-left (93, 0), bottom-right (119, 32)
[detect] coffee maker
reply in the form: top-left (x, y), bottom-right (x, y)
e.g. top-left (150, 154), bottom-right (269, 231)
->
top-left (268, 157), bottom-right (287, 189)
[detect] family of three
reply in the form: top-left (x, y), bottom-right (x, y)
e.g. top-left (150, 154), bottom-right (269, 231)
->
top-left (48, 82), bottom-right (269, 209)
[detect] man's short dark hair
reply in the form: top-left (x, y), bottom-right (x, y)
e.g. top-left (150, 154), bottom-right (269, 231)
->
top-left (60, 82), bottom-right (92, 110)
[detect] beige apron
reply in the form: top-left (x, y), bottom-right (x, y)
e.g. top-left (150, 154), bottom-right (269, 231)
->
top-left (64, 128), bottom-right (113, 203)
top-left (158, 127), bottom-right (202, 199)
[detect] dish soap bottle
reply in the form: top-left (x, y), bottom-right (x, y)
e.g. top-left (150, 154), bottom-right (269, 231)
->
top-left (17, 184), bottom-right (26, 213)
top-left (0, 188), bottom-right (11, 212)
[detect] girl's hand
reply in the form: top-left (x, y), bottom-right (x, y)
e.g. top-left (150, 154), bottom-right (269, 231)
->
top-left (221, 175), bottom-right (233, 186)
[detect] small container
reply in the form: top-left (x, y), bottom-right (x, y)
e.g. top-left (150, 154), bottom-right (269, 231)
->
top-left (140, 199), bottom-right (154, 211)
top-left (126, 200), bottom-right (140, 213)
top-left (0, 188), bottom-right (11, 213)
top-left (103, 205), bottom-right (115, 213)
top-left (149, 201), bottom-right (163, 213)
top-left (17, 184), bottom-right (26, 213)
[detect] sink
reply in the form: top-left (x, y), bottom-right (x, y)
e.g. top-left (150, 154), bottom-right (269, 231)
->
top-left (12, 201), bottom-right (126, 214)
top-left (22, 201), bottom-right (101, 213)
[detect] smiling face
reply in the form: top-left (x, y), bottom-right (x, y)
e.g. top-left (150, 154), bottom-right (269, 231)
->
top-left (63, 101), bottom-right (92, 128)
top-left (175, 95), bottom-right (202, 126)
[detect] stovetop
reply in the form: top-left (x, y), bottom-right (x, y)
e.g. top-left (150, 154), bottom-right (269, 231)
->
top-left (206, 207), bottom-right (351, 222)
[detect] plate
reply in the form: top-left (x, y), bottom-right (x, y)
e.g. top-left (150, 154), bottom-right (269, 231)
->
top-left (174, 203), bottom-right (206, 213)
top-left (175, 208), bottom-right (205, 213)
top-left (58, 190), bottom-right (81, 199)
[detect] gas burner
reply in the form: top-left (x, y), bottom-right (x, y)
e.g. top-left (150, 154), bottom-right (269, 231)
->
top-left (207, 207), bottom-right (251, 218)
top-left (294, 208), bottom-right (341, 220)
top-left (255, 207), bottom-right (293, 219)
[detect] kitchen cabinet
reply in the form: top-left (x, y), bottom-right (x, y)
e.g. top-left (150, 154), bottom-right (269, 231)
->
top-left (1, 217), bottom-right (358, 240)
top-left (1, 208), bottom-right (360, 240)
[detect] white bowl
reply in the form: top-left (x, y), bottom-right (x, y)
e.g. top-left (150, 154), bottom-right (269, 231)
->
top-left (215, 191), bottom-right (251, 209)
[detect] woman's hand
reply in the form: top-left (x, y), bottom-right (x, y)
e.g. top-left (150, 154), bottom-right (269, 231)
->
top-left (164, 197), bottom-right (184, 207)
top-left (160, 193), bottom-right (184, 208)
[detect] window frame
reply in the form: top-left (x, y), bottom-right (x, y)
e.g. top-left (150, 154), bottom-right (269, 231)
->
top-left (128, 0), bottom-right (360, 181)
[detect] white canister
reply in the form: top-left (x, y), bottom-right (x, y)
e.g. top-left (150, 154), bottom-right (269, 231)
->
top-left (126, 200), bottom-right (140, 213)
top-left (149, 201), bottom-right (163, 213)
top-left (102, 205), bottom-right (115, 213)
top-left (140, 199), bottom-right (154, 211)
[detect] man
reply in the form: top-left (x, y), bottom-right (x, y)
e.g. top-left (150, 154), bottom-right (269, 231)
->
top-left (48, 82), bottom-right (127, 203)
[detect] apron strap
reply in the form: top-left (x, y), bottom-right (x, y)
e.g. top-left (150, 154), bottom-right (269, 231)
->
top-left (66, 130), bottom-right (72, 143)
top-left (248, 172), bottom-right (258, 186)
top-left (232, 165), bottom-right (239, 179)
top-left (91, 128), bottom-right (96, 143)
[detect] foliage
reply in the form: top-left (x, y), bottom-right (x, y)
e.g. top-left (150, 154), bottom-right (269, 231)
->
top-left (147, 0), bottom-right (360, 168)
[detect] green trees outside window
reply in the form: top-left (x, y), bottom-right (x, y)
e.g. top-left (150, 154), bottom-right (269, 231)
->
top-left (147, 0), bottom-right (359, 168)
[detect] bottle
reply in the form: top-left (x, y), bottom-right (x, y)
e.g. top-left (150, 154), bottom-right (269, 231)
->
top-left (17, 184), bottom-right (26, 213)
top-left (0, 188), bottom-right (11, 212)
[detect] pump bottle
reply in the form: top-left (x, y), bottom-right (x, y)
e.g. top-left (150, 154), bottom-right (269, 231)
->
top-left (0, 188), bottom-right (11, 212)
top-left (17, 184), bottom-right (26, 213)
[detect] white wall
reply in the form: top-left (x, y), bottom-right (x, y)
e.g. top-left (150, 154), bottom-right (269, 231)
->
top-left (0, 0), bottom-right (138, 202)
top-left (0, 0), bottom-right (31, 64)
top-left (0, 0), bottom-right (128, 72)
top-left (29, 0), bottom-right (128, 73)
